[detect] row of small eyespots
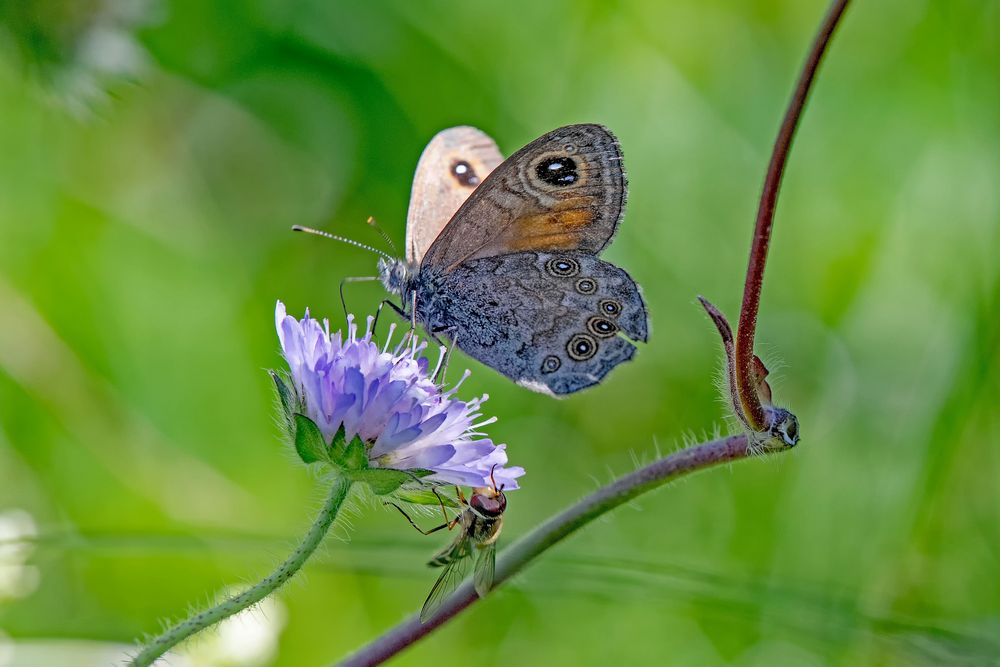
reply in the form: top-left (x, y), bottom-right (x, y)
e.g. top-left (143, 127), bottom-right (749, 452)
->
top-left (543, 260), bottom-right (623, 308)
top-left (542, 259), bottom-right (615, 302)
top-left (540, 329), bottom-right (603, 372)
top-left (540, 309), bottom-right (624, 373)
top-left (539, 257), bottom-right (626, 371)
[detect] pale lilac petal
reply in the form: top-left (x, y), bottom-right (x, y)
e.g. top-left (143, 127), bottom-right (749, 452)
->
top-left (274, 301), bottom-right (524, 490)
top-left (388, 444), bottom-right (456, 470)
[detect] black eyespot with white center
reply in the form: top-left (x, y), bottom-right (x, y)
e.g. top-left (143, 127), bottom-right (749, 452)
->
top-left (540, 355), bottom-right (562, 374)
top-left (566, 333), bottom-right (598, 361)
top-left (536, 156), bottom-right (578, 186)
top-left (599, 299), bottom-right (622, 318)
top-left (451, 160), bottom-right (480, 187)
top-left (575, 278), bottom-right (597, 294)
top-left (587, 316), bottom-right (618, 338)
top-left (545, 257), bottom-right (580, 277)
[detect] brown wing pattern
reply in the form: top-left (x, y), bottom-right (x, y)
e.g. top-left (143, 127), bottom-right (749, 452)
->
top-left (420, 124), bottom-right (627, 272)
top-left (405, 126), bottom-right (504, 264)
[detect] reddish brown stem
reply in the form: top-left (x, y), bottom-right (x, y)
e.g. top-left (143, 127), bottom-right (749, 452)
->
top-left (735, 0), bottom-right (851, 430)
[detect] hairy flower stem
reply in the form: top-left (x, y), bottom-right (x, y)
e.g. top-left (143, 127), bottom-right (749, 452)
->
top-left (337, 434), bottom-right (771, 667)
top-left (129, 476), bottom-right (353, 667)
top-left (735, 0), bottom-right (851, 430)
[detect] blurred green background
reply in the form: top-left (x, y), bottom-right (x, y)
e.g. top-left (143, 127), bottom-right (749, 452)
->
top-left (1, 1), bottom-right (998, 665)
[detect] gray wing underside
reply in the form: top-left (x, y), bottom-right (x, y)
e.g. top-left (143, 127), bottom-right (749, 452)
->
top-left (432, 251), bottom-right (648, 395)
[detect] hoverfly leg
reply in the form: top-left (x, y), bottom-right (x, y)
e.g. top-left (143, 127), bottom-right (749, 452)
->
top-left (431, 487), bottom-right (450, 524)
top-left (386, 502), bottom-right (450, 536)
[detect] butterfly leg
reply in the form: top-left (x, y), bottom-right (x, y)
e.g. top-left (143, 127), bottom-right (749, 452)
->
top-left (395, 291), bottom-right (421, 351)
top-left (432, 329), bottom-right (458, 385)
top-left (409, 290), bottom-right (418, 335)
top-left (338, 276), bottom-right (380, 321)
top-left (371, 298), bottom-right (408, 341)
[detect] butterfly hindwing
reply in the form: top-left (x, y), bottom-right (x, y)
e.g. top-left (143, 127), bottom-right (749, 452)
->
top-left (420, 124), bottom-right (627, 272)
top-left (419, 251), bottom-right (647, 395)
top-left (405, 126), bottom-right (504, 264)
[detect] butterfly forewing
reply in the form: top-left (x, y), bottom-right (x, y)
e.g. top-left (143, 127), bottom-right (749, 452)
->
top-left (420, 124), bottom-right (627, 272)
top-left (406, 126), bottom-right (503, 264)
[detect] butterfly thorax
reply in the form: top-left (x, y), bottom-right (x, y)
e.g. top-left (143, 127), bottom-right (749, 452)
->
top-left (385, 262), bottom-right (455, 334)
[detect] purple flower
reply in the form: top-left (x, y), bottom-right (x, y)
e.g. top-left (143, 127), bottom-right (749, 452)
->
top-left (275, 302), bottom-right (524, 490)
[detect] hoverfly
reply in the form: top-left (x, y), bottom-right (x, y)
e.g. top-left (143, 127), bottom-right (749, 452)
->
top-left (389, 467), bottom-right (507, 622)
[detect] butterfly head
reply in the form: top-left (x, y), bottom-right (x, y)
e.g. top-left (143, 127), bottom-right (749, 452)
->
top-left (377, 257), bottom-right (413, 297)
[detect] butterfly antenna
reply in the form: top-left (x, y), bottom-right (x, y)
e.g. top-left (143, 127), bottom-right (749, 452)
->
top-left (291, 225), bottom-right (393, 260)
top-left (366, 216), bottom-right (399, 256)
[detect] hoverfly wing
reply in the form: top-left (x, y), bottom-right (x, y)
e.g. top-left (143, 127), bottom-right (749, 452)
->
top-left (420, 542), bottom-right (471, 623)
top-left (428, 527), bottom-right (473, 567)
top-left (473, 542), bottom-right (497, 598)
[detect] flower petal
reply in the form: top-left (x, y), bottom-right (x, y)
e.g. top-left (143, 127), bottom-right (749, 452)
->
top-left (274, 304), bottom-right (524, 489)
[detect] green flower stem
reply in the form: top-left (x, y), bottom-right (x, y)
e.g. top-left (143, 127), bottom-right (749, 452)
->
top-left (129, 475), bottom-right (353, 667)
top-left (338, 433), bottom-right (779, 667)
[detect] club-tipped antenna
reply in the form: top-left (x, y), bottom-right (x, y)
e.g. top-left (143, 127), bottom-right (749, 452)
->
top-left (366, 216), bottom-right (399, 256)
top-left (291, 225), bottom-right (393, 260)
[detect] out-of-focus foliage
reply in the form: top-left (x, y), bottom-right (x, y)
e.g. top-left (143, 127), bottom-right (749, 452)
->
top-left (0, 1), bottom-right (998, 665)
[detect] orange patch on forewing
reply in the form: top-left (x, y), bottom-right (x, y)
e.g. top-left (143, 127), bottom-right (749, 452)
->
top-left (510, 233), bottom-right (578, 251)
top-left (508, 207), bottom-right (595, 251)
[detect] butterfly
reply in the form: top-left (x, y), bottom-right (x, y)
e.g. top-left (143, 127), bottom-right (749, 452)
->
top-left (374, 124), bottom-right (649, 396)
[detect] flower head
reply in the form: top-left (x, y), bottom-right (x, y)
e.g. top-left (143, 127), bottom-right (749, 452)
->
top-left (274, 302), bottom-right (523, 490)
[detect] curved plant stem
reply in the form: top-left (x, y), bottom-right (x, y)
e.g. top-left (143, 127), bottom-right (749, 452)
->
top-left (129, 476), bottom-right (353, 667)
top-left (337, 434), bottom-right (771, 667)
top-left (735, 0), bottom-right (851, 430)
